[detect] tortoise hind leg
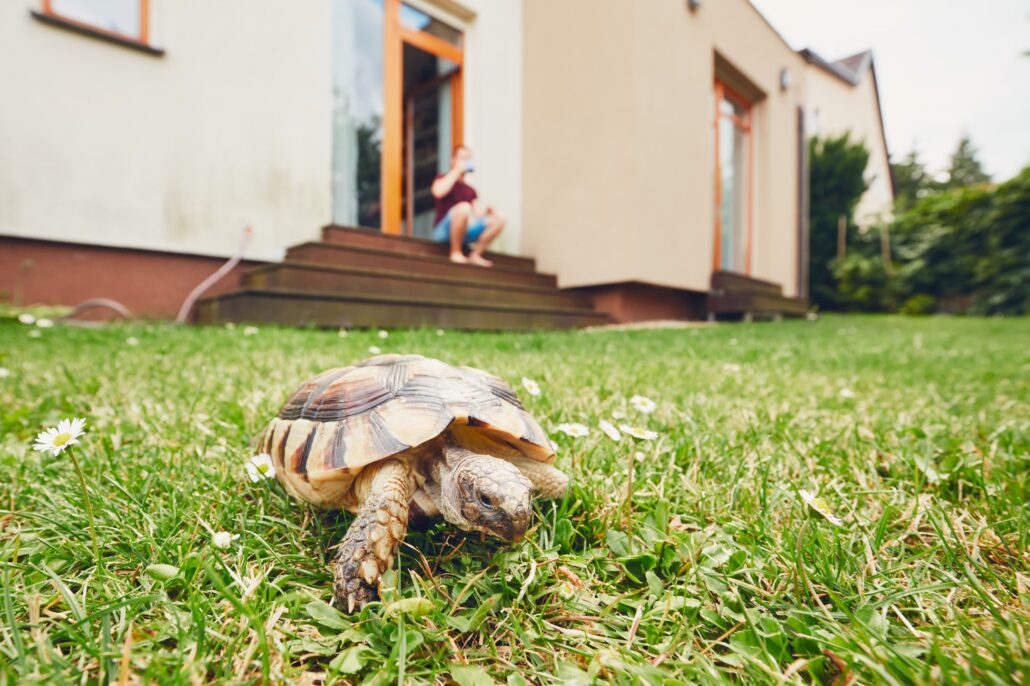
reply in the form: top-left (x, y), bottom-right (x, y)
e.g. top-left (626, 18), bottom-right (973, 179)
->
top-left (333, 459), bottom-right (413, 613)
top-left (508, 456), bottom-right (569, 500)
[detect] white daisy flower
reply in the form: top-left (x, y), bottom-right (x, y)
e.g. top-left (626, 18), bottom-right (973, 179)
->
top-left (599, 420), bottom-right (621, 442)
top-left (436, 329), bottom-right (445, 336)
top-left (629, 395), bottom-right (657, 414)
top-left (729, 338), bottom-right (738, 346)
top-left (338, 328), bottom-right (349, 338)
top-left (245, 453), bottom-right (276, 482)
top-left (243, 326), bottom-right (259, 336)
top-left (126, 337), bottom-right (140, 346)
top-left (521, 377), bottom-right (541, 396)
top-left (0, 367), bottom-right (10, 378)
top-left (17, 313), bottom-right (36, 325)
top-left (36, 319), bottom-right (54, 329)
top-left (806, 312), bottom-right (819, 321)
top-left (839, 388), bottom-right (855, 399)
top-left (28, 330), bottom-right (42, 339)
top-left (377, 330), bottom-right (389, 339)
top-left (619, 424), bottom-right (658, 441)
top-left (556, 422), bottom-right (589, 437)
top-left (224, 322), bottom-right (237, 330)
top-left (611, 410), bottom-right (626, 420)
top-left (368, 345), bottom-right (382, 355)
top-left (32, 418), bottom-right (87, 457)
top-left (211, 531), bottom-right (239, 549)
top-left (799, 490), bottom-right (844, 527)
top-left (722, 362), bottom-right (741, 374)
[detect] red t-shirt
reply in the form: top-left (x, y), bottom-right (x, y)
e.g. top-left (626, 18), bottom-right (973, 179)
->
top-left (433, 173), bottom-right (478, 225)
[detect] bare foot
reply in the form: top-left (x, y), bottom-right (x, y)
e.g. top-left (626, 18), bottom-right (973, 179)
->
top-left (467, 254), bottom-right (494, 268)
top-left (449, 252), bottom-right (469, 264)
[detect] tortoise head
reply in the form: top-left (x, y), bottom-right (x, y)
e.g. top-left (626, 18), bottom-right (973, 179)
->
top-left (446, 451), bottom-right (533, 542)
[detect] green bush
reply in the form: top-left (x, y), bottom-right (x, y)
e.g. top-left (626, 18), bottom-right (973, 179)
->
top-left (898, 294), bottom-right (935, 316)
top-left (891, 166), bottom-right (1030, 315)
top-left (808, 134), bottom-right (870, 309)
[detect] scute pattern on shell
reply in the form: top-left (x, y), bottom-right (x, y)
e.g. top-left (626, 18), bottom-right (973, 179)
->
top-left (260, 354), bottom-right (553, 509)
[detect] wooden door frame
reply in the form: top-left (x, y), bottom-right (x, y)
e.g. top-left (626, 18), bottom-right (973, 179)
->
top-left (382, 0), bottom-right (464, 235)
top-left (712, 79), bottom-right (754, 275)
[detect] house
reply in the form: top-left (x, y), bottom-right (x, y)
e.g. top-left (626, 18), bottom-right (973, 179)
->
top-left (0, 0), bottom-right (892, 327)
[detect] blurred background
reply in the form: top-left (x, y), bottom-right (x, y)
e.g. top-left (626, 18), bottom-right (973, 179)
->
top-left (1, 0), bottom-right (1027, 328)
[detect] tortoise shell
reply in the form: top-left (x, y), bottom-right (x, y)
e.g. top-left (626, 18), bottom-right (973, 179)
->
top-left (259, 354), bottom-right (554, 509)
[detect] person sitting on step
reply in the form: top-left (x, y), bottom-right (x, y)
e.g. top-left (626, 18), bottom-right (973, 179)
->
top-left (430, 145), bottom-right (505, 267)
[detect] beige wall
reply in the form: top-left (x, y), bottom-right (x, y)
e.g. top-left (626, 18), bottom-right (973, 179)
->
top-left (0, 0), bottom-right (523, 260)
top-left (522, 0), bottom-right (807, 296)
top-left (806, 63), bottom-right (894, 227)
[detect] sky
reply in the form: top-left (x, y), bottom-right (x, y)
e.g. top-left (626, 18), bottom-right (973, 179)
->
top-left (750, 0), bottom-right (1030, 180)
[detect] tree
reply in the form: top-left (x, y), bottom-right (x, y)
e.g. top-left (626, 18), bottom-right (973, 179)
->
top-left (942, 135), bottom-right (990, 190)
top-left (808, 134), bottom-right (870, 308)
top-left (891, 148), bottom-right (934, 211)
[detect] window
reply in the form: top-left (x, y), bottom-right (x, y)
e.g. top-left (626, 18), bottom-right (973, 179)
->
top-left (41, 0), bottom-right (150, 44)
top-left (713, 79), bottom-right (753, 274)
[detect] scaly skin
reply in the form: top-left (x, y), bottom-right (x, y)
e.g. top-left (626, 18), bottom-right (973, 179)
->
top-left (332, 459), bottom-right (413, 613)
top-left (508, 455), bottom-right (570, 500)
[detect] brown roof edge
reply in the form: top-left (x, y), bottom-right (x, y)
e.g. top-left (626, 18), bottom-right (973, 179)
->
top-left (799, 48), bottom-right (862, 85)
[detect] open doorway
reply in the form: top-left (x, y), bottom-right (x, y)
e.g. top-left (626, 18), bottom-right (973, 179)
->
top-left (402, 42), bottom-right (460, 238)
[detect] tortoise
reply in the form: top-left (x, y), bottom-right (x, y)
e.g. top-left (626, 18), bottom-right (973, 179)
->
top-left (258, 354), bottom-right (568, 612)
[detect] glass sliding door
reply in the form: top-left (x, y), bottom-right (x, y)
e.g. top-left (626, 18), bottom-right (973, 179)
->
top-left (713, 80), bottom-right (753, 274)
top-left (331, 0), bottom-right (385, 229)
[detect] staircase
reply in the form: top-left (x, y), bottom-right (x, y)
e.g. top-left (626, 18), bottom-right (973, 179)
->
top-left (195, 225), bottom-right (611, 330)
top-left (706, 271), bottom-right (808, 320)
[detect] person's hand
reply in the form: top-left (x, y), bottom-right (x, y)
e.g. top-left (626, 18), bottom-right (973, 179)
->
top-left (485, 205), bottom-right (495, 215)
top-left (451, 157), bottom-right (466, 174)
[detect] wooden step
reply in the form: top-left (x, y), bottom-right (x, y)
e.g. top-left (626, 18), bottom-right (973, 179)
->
top-left (322, 225), bottom-right (537, 272)
top-left (195, 288), bottom-right (611, 331)
top-left (710, 271), bottom-right (783, 297)
top-left (287, 242), bottom-right (558, 289)
top-left (244, 261), bottom-right (592, 310)
top-left (707, 291), bottom-right (809, 317)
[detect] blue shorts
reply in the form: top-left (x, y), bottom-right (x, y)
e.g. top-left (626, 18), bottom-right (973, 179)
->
top-left (432, 208), bottom-right (488, 245)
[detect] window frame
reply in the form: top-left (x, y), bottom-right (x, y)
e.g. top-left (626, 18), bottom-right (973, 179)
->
top-left (35, 0), bottom-right (158, 53)
top-left (712, 78), bottom-right (754, 275)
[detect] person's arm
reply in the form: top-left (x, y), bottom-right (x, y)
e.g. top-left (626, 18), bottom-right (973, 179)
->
top-left (431, 162), bottom-right (464, 199)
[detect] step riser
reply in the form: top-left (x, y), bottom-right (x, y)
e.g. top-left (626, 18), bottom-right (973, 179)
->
top-left (287, 245), bottom-right (558, 289)
top-left (197, 294), bottom-right (606, 331)
top-left (323, 226), bottom-right (536, 272)
top-left (246, 267), bottom-right (592, 310)
top-left (711, 272), bottom-right (783, 297)
top-left (708, 293), bottom-right (808, 316)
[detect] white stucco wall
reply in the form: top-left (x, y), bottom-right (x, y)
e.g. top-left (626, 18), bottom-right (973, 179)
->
top-left (0, 0), bottom-right (524, 259)
top-left (805, 63), bottom-right (894, 228)
top-left (0, 1), bottom-right (332, 261)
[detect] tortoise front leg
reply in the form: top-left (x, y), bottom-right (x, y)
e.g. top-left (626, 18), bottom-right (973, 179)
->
top-left (508, 456), bottom-right (569, 500)
top-left (333, 459), bottom-right (413, 613)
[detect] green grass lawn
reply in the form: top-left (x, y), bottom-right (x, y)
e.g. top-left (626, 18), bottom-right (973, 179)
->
top-left (1, 315), bottom-right (1027, 685)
